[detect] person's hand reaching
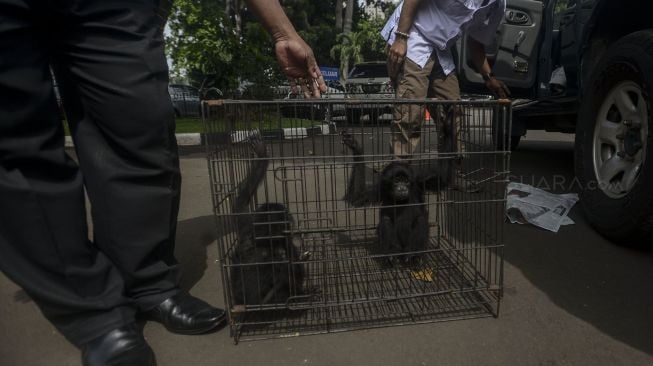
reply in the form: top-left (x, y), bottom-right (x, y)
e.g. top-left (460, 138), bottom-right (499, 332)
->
top-left (275, 36), bottom-right (327, 98)
top-left (485, 77), bottom-right (511, 99)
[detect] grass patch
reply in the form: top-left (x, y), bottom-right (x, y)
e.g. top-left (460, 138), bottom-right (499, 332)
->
top-left (177, 117), bottom-right (322, 133)
top-left (62, 117), bottom-right (322, 136)
top-left (175, 118), bottom-right (204, 134)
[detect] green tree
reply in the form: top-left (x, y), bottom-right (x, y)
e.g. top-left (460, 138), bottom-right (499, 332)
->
top-left (357, 16), bottom-right (388, 62)
top-left (166, 0), bottom-right (385, 93)
top-left (330, 32), bottom-right (363, 83)
top-left (330, 16), bottom-right (387, 82)
top-left (167, 0), bottom-right (242, 90)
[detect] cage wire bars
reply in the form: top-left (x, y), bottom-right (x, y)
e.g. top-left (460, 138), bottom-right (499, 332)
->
top-left (202, 98), bottom-right (511, 343)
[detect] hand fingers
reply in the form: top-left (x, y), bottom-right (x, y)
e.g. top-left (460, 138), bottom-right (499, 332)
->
top-left (291, 78), bottom-right (324, 99)
top-left (489, 80), bottom-right (510, 99)
top-left (309, 79), bottom-right (322, 98)
top-left (299, 79), bottom-right (311, 99)
top-left (292, 55), bottom-right (324, 99)
top-left (391, 51), bottom-right (402, 67)
top-left (289, 78), bottom-right (299, 95)
top-left (308, 70), bottom-right (324, 98)
top-left (502, 82), bottom-right (512, 97)
top-left (308, 59), bottom-right (327, 95)
top-left (387, 52), bottom-right (403, 79)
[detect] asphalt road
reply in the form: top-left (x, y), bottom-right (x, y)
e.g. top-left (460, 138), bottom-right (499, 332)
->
top-left (1, 131), bottom-right (652, 366)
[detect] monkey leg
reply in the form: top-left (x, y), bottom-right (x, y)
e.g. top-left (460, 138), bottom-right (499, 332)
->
top-left (403, 213), bottom-right (429, 266)
top-left (378, 215), bottom-right (401, 265)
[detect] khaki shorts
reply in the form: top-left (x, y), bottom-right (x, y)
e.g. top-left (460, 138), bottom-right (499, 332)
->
top-left (391, 52), bottom-right (461, 157)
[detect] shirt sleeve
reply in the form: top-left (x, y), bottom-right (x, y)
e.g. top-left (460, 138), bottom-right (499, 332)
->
top-left (466, 1), bottom-right (505, 46)
top-left (380, 2), bottom-right (402, 45)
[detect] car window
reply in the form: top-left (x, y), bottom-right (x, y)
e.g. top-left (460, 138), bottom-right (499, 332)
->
top-left (169, 86), bottom-right (182, 95)
top-left (348, 64), bottom-right (388, 79)
top-left (169, 85), bottom-right (199, 99)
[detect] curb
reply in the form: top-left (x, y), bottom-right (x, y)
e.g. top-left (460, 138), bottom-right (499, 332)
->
top-left (64, 123), bottom-right (335, 147)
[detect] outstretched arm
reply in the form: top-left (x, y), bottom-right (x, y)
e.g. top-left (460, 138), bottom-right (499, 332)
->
top-left (245, 0), bottom-right (326, 98)
top-left (341, 132), bottom-right (380, 206)
top-left (467, 36), bottom-right (511, 99)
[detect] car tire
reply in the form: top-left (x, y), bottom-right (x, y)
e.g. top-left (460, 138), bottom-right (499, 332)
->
top-left (574, 30), bottom-right (653, 246)
top-left (365, 107), bottom-right (380, 125)
top-left (495, 132), bottom-right (521, 151)
top-left (509, 135), bottom-right (521, 151)
top-left (493, 114), bottom-right (521, 151)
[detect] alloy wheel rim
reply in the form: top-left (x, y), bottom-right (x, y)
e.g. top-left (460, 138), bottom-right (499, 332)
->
top-left (592, 81), bottom-right (649, 198)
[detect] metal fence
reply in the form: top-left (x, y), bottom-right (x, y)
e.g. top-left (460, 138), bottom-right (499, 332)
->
top-left (203, 99), bottom-right (511, 343)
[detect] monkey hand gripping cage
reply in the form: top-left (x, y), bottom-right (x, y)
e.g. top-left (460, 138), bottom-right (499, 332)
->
top-left (203, 98), bottom-right (511, 343)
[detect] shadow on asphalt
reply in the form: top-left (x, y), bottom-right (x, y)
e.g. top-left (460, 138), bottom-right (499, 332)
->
top-left (179, 139), bottom-right (653, 355)
top-left (12, 214), bottom-right (227, 303)
top-left (502, 140), bottom-right (653, 355)
top-left (59, 142), bottom-right (653, 355)
top-left (174, 215), bottom-right (229, 292)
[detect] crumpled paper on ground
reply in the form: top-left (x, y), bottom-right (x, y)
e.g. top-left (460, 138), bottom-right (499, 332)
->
top-left (411, 269), bottom-right (434, 282)
top-left (506, 182), bottom-right (579, 233)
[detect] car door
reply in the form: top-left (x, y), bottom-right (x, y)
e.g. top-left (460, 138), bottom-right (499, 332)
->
top-left (458, 0), bottom-right (546, 97)
top-left (558, 0), bottom-right (601, 91)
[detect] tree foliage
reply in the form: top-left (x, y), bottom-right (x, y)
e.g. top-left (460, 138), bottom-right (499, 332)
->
top-left (167, 0), bottom-right (278, 92)
top-left (166, 0), bottom-right (395, 92)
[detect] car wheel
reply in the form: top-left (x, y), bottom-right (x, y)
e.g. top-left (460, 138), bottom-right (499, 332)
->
top-left (493, 114), bottom-right (521, 151)
top-left (494, 131), bottom-right (521, 151)
top-left (574, 30), bottom-right (653, 246)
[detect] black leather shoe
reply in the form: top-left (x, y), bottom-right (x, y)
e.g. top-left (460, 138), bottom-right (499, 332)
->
top-left (145, 293), bottom-right (226, 335)
top-left (81, 324), bottom-right (156, 366)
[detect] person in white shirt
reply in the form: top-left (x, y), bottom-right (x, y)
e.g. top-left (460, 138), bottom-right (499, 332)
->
top-left (381, 0), bottom-right (510, 188)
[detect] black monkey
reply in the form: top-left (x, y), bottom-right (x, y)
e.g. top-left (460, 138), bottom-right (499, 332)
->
top-left (342, 132), bottom-right (431, 265)
top-left (229, 136), bottom-right (304, 306)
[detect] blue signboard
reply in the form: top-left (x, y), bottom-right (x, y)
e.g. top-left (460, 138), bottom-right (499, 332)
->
top-left (320, 67), bottom-right (340, 81)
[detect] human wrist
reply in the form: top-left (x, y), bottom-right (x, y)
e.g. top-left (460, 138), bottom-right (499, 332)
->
top-left (394, 30), bottom-right (410, 40)
top-left (393, 37), bottom-right (407, 45)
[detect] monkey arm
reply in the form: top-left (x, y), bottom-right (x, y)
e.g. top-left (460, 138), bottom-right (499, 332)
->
top-left (342, 133), bottom-right (381, 206)
top-left (232, 137), bottom-right (270, 231)
top-left (414, 158), bottom-right (451, 191)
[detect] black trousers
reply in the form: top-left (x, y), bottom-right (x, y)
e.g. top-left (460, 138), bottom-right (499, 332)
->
top-left (0, 0), bottom-right (180, 346)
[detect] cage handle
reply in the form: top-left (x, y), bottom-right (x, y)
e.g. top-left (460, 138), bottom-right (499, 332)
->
top-left (273, 166), bottom-right (302, 182)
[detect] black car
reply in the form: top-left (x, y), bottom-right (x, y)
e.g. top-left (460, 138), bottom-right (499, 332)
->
top-left (345, 61), bottom-right (394, 124)
top-left (168, 84), bottom-right (201, 118)
top-left (456, 0), bottom-right (651, 245)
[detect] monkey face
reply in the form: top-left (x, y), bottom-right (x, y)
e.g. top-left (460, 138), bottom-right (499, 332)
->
top-left (392, 176), bottom-right (411, 201)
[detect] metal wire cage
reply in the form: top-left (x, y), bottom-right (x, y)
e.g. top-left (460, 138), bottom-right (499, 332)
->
top-left (203, 98), bottom-right (511, 343)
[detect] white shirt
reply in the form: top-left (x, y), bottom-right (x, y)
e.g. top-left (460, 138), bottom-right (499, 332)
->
top-left (380, 0), bottom-right (506, 75)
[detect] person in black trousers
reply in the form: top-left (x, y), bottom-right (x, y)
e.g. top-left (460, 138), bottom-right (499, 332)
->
top-left (0, 1), bottom-right (326, 365)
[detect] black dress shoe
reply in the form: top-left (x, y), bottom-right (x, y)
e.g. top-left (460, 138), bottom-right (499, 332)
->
top-left (145, 293), bottom-right (226, 335)
top-left (82, 324), bottom-right (156, 366)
